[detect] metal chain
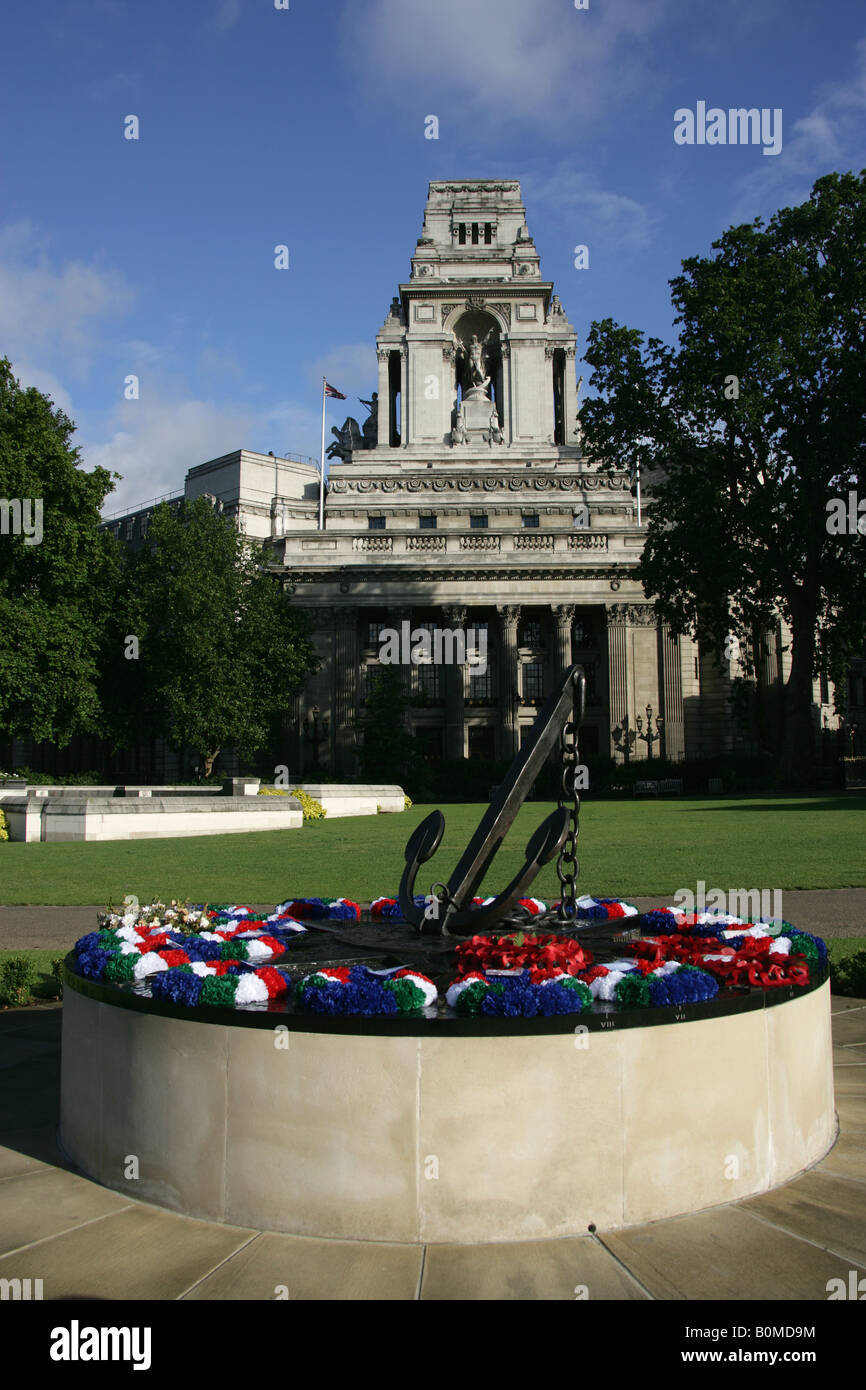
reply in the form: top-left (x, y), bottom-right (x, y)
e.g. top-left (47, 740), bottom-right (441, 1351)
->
top-left (556, 676), bottom-right (584, 920)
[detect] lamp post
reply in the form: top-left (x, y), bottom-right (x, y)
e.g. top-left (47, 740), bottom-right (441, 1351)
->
top-left (636, 704), bottom-right (664, 760)
top-left (304, 705), bottom-right (330, 769)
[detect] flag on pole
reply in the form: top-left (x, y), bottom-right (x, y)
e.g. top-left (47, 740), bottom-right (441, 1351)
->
top-left (324, 382), bottom-right (346, 399)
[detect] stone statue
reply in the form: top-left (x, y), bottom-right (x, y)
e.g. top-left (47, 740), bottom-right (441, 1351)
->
top-left (457, 329), bottom-right (495, 397)
top-left (549, 294), bottom-right (564, 319)
top-left (487, 405), bottom-right (503, 446)
top-left (451, 403), bottom-right (467, 446)
top-left (359, 393), bottom-right (378, 448)
top-left (326, 417), bottom-right (363, 461)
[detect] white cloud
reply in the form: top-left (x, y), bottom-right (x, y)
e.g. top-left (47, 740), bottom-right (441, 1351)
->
top-left (730, 38), bottom-right (866, 225)
top-left (521, 167), bottom-right (656, 253)
top-left (339, 0), bottom-right (670, 131)
top-left (210, 0), bottom-right (241, 34)
top-left (84, 389), bottom-right (257, 517)
top-left (0, 222), bottom-right (134, 379)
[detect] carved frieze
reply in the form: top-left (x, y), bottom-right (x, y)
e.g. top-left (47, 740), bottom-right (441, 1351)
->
top-left (606, 603), bottom-right (657, 627)
top-left (327, 474), bottom-right (630, 495)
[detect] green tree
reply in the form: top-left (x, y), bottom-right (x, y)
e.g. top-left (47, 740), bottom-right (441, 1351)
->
top-left (105, 498), bottom-right (316, 778)
top-left (581, 170), bottom-right (866, 774)
top-left (0, 359), bottom-right (119, 758)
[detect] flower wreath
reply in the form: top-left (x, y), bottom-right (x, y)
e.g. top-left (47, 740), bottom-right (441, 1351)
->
top-left (73, 903), bottom-right (306, 1009)
top-left (555, 896), bottom-right (639, 922)
top-left (295, 966), bottom-right (437, 1016)
top-left (276, 897), bottom-right (361, 921)
top-left (446, 970), bottom-right (593, 1017)
top-left (633, 914), bottom-right (826, 990)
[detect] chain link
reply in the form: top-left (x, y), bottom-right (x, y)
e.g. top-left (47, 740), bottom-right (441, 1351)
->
top-left (556, 676), bottom-right (584, 920)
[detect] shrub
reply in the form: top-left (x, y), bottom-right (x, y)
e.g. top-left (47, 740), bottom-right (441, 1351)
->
top-left (0, 956), bottom-right (36, 1006)
top-left (0, 808), bottom-right (8, 842)
top-left (831, 950), bottom-right (866, 998)
top-left (291, 788), bottom-right (326, 821)
top-left (257, 786), bottom-right (290, 797)
top-left (404, 795), bottom-right (413, 810)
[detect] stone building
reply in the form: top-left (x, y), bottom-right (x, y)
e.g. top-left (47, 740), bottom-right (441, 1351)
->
top-left (86, 179), bottom-right (842, 782)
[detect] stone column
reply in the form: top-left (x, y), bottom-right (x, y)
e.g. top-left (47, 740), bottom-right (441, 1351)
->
top-left (444, 605), bottom-right (467, 761)
top-left (393, 606), bottom-right (413, 727)
top-left (497, 604), bottom-right (522, 759)
top-left (563, 346), bottom-right (579, 445)
top-left (552, 604), bottom-right (575, 681)
top-left (660, 624), bottom-right (685, 761)
top-left (543, 344), bottom-right (558, 444)
top-left (500, 342), bottom-right (512, 445)
top-left (606, 605), bottom-right (630, 762)
top-left (400, 346), bottom-right (409, 447)
top-left (376, 348), bottom-right (390, 448)
top-left (334, 608), bottom-right (359, 776)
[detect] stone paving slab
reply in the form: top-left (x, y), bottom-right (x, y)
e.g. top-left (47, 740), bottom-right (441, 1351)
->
top-left (805, 1129), bottom-right (866, 1184)
top-left (183, 1230), bottom-right (423, 1301)
top-left (741, 1171), bottom-right (866, 1267)
top-left (419, 1235), bottom-right (651, 1301)
top-left (600, 1206), bottom-right (861, 1301)
top-left (0, 1203), bottom-right (258, 1301)
top-left (0, 1166), bottom-right (133, 1257)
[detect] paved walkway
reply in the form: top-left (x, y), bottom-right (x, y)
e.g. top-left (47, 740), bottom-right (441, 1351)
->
top-left (0, 996), bottom-right (864, 1300)
top-left (2, 888), bottom-right (866, 951)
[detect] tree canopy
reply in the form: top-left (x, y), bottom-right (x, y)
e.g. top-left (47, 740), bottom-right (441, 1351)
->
top-left (104, 498), bottom-right (317, 778)
top-left (580, 169), bottom-right (866, 770)
top-left (0, 358), bottom-right (119, 750)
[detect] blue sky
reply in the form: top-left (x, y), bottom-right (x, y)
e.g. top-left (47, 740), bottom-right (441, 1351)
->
top-left (1, 0), bottom-right (864, 516)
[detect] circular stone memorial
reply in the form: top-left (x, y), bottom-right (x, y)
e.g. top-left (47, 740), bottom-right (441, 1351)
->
top-left (60, 898), bottom-right (835, 1245)
top-left (59, 668), bottom-right (836, 1244)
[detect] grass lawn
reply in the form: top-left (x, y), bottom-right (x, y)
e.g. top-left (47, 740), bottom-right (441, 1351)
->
top-left (0, 794), bottom-right (863, 906)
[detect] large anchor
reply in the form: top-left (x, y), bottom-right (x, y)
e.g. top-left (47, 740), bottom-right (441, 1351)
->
top-left (399, 664), bottom-right (586, 936)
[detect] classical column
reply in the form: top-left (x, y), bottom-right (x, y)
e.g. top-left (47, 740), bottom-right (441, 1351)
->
top-left (500, 342), bottom-right (512, 445)
top-left (376, 348), bottom-right (390, 448)
top-left (606, 605), bottom-right (630, 762)
top-left (400, 346), bottom-right (409, 447)
top-left (334, 608), bottom-right (359, 776)
top-left (392, 606), bottom-right (413, 727)
top-left (444, 605), bottom-right (467, 760)
top-left (543, 344), bottom-right (558, 444)
top-left (497, 604), bottom-right (522, 759)
top-left (563, 346), bottom-right (579, 445)
top-left (552, 604), bottom-right (575, 681)
top-left (660, 624), bottom-right (684, 761)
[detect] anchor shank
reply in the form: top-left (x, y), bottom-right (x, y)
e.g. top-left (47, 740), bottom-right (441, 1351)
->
top-left (443, 664), bottom-right (585, 920)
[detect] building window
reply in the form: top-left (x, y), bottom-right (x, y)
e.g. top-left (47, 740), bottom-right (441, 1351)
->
top-left (419, 515), bottom-right (437, 529)
top-left (471, 223), bottom-right (480, 245)
top-left (484, 223), bottom-right (494, 245)
top-left (367, 622), bottom-right (384, 648)
top-left (418, 663), bottom-right (441, 701)
top-left (468, 665), bottom-right (495, 702)
top-left (522, 514), bottom-right (539, 528)
top-left (521, 620), bottom-right (542, 647)
top-left (470, 514), bottom-right (488, 529)
top-left (368, 516), bottom-right (386, 530)
top-left (523, 663), bottom-right (544, 702)
top-left (458, 224), bottom-right (467, 245)
top-left (820, 671), bottom-right (829, 705)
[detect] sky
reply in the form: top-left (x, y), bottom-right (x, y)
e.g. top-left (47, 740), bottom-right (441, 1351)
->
top-left (1, 0), bottom-right (864, 517)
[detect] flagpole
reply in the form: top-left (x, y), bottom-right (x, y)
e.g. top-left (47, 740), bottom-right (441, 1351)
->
top-left (319, 375), bottom-right (326, 531)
